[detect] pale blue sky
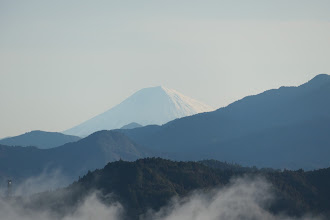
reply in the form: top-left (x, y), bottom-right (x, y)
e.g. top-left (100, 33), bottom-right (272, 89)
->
top-left (1, 0), bottom-right (330, 138)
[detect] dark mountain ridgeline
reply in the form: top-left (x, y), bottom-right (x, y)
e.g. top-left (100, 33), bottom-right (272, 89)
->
top-left (0, 130), bottom-right (81, 149)
top-left (121, 74), bottom-right (330, 169)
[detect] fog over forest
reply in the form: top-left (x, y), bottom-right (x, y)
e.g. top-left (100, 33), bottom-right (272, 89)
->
top-left (0, 176), bottom-right (324, 220)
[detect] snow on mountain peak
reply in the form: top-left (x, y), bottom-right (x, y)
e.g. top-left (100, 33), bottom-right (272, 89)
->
top-left (64, 86), bottom-right (214, 137)
top-left (160, 86), bottom-right (214, 113)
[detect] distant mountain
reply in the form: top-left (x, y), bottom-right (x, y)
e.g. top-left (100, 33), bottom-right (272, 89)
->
top-left (23, 158), bottom-right (330, 219)
top-left (120, 122), bottom-right (142, 129)
top-left (0, 131), bottom-right (151, 183)
top-left (121, 74), bottom-right (330, 170)
top-left (0, 130), bottom-right (81, 149)
top-left (64, 86), bottom-right (214, 137)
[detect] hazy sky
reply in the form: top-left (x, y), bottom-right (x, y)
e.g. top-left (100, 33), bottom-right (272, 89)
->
top-left (1, 0), bottom-right (330, 138)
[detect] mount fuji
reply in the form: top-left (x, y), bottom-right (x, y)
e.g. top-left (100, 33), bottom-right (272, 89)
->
top-left (64, 86), bottom-right (214, 137)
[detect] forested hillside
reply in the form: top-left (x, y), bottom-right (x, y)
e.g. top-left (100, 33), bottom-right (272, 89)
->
top-left (20, 158), bottom-right (330, 219)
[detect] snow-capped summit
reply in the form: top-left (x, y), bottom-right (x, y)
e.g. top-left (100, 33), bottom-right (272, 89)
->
top-left (64, 86), bottom-right (214, 137)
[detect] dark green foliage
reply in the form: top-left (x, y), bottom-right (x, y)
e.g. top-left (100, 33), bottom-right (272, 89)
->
top-left (266, 168), bottom-right (330, 216)
top-left (26, 158), bottom-right (330, 219)
top-left (72, 158), bottom-right (232, 218)
top-left (199, 159), bottom-right (258, 172)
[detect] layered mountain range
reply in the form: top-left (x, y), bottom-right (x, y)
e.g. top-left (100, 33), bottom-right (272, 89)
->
top-left (121, 74), bottom-right (330, 169)
top-left (0, 74), bottom-right (330, 184)
top-left (0, 131), bottom-right (150, 183)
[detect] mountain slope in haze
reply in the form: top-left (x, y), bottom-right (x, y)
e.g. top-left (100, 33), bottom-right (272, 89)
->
top-left (23, 158), bottom-right (330, 219)
top-left (64, 86), bottom-right (214, 137)
top-left (121, 74), bottom-right (330, 170)
top-left (0, 131), bottom-right (151, 183)
top-left (120, 122), bottom-right (142, 129)
top-left (0, 130), bottom-right (81, 149)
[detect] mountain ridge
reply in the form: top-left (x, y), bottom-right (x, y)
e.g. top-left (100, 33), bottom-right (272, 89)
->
top-left (120, 122), bottom-right (142, 129)
top-left (20, 158), bottom-right (330, 220)
top-left (64, 86), bottom-right (214, 137)
top-left (0, 130), bottom-right (151, 183)
top-left (0, 130), bottom-right (81, 149)
top-left (120, 74), bottom-right (330, 169)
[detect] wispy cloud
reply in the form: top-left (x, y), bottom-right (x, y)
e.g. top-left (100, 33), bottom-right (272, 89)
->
top-left (0, 176), bottom-right (324, 220)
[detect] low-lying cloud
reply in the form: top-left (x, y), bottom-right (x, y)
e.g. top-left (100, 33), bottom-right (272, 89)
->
top-left (0, 176), bottom-right (324, 220)
top-left (0, 169), bottom-right (71, 197)
top-left (145, 177), bottom-right (323, 220)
